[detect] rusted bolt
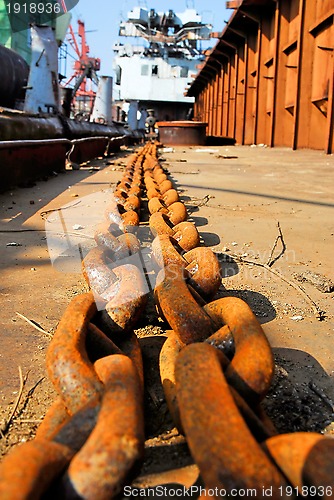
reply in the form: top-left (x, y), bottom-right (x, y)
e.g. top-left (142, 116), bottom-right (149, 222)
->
top-left (168, 201), bottom-right (188, 225)
top-left (152, 234), bottom-right (186, 270)
top-left (117, 179), bottom-right (132, 191)
top-left (114, 189), bottom-right (128, 205)
top-left (148, 197), bottom-right (169, 215)
top-left (149, 212), bottom-right (175, 237)
top-left (152, 237), bottom-right (220, 299)
top-left (172, 221), bottom-right (200, 251)
top-left (120, 210), bottom-right (139, 232)
top-left (184, 247), bottom-right (221, 299)
top-left (124, 194), bottom-right (141, 212)
top-left (162, 188), bottom-right (179, 206)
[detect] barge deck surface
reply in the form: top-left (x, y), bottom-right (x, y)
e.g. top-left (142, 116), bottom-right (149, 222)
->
top-left (1, 144), bottom-right (333, 472)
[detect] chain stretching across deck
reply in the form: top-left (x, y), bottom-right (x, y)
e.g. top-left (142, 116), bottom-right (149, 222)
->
top-left (0, 143), bottom-right (333, 499)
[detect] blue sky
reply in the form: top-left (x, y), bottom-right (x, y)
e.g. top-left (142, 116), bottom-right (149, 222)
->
top-left (66, 0), bottom-right (231, 76)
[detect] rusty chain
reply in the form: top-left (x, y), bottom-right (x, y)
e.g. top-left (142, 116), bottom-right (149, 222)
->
top-left (0, 142), bottom-right (333, 499)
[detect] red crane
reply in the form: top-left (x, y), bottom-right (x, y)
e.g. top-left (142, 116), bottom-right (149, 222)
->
top-left (62, 19), bottom-right (101, 118)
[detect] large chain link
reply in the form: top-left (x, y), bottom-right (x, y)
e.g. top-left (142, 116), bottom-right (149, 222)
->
top-left (0, 142), bottom-right (333, 500)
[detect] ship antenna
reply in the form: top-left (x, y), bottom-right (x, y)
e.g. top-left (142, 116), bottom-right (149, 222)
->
top-left (186, 0), bottom-right (195, 8)
top-left (138, 0), bottom-right (148, 7)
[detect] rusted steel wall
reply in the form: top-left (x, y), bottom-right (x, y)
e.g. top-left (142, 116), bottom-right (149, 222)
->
top-left (189, 0), bottom-right (334, 153)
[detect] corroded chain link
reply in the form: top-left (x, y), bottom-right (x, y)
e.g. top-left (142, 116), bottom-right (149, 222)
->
top-left (0, 142), bottom-right (333, 500)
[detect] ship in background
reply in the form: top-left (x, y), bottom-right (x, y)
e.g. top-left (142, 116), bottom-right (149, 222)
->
top-left (112, 5), bottom-right (213, 131)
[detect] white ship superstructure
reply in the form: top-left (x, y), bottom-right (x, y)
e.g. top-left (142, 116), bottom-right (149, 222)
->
top-left (113, 6), bottom-right (212, 128)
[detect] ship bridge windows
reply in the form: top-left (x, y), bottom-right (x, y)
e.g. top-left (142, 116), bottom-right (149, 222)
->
top-left (170, 66), bottom-right (189, 78)
top-left (180, 66), bottom-right (189, 78)
top-left (141, 64), bottom-right (149, 76)
top-left (115, 66), bottom-right (122, 85)
top-left (141, 64), bottom-right (159, 76)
